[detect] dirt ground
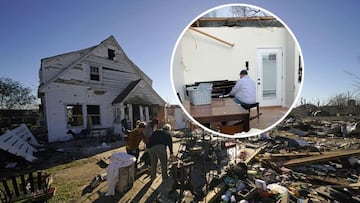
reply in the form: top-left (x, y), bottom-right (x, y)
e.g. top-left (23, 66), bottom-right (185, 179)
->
top-left (0, 136), bottom-right (128, 202)
top-left (50, 143), bottom-right (127, 202)
top-left (0, 134), bottom-right (184, 202)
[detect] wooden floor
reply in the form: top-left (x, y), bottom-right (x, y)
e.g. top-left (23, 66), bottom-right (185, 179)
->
top-left (249, 106), bottom-right (288, 130)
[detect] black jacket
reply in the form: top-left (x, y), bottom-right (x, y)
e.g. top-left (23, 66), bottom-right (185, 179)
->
top-left (147, 129), bottom-right (173, 154)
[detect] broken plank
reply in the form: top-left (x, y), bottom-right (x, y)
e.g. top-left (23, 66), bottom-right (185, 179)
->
top-left (200, 182), bottom-right (226, 203)
top-left (306, 175), bottom-right (353, 187)
top-left (268, 151), bottom-right (332, 158)
top-left (245, 145), bottom-right (266, 164)
top-left (189, 27), bottom-right (235, 47)
top-left (349, 182), bottom-right (360, 187)
top-left (282, 149), bottom-right (360, 167)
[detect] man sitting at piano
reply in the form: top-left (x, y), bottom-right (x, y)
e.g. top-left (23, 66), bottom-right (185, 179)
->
top-left (229, 69), bottom-right (256, 106)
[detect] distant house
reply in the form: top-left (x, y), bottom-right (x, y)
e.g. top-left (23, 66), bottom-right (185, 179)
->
top-left (165, 105), bottom-right (188, 130)
top-left (38, 36), bottom-right (165, 142)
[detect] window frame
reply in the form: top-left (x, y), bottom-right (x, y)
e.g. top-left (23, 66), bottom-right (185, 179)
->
top-left (90, 66), bottom-right (100, 81)
top-left (108, 49), bottom-right (115, 60)
top-left (87, 105), bottom-right (101, 126)
top-left (66, 104), bottom-right (83, 127)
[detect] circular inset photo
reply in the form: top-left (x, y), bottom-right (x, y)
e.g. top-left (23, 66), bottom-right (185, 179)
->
top-left (171, 4), bottom-right (304, 138)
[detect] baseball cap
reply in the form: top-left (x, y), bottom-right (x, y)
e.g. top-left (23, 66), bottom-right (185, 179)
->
top-left (162, 123), bottom-right (171, 131)
top-left (138, 122), bottom-right (146, 128)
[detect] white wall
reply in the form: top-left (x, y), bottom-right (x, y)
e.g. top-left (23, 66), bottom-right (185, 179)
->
top-left (41, 52), bottom-right (83, 83)
top-left (40, 37), bottom-right (153, 89)
top-left (180, 27), bottom-right (288, 83)
top-left (172, 44), bottom-right (186, 102)
top-left (45, 83), bottom-right (116, 142)
top-left (285, 32), bottom-right (296, 107)
top-left (174, 107), bottom-right (188, 130)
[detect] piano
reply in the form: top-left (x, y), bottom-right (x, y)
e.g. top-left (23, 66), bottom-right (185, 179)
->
top-left (185, 80), bottom-right (236, 98)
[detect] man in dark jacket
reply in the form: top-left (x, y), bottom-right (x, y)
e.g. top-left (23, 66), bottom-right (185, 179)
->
top-left (147, 123), bottom-right (174, 181)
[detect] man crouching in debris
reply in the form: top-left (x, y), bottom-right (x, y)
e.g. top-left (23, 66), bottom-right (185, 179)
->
top-left (147, 123), bottom-right (175, 182)
top-left (126, 122), bottom-right (148, 168)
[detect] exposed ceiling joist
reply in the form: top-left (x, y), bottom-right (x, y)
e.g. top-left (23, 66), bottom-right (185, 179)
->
top-left (189, 27), bottom-right (235, 47)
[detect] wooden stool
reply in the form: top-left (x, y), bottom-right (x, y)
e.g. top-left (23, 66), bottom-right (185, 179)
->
top-left (241, 102), bottom-right (260, 119)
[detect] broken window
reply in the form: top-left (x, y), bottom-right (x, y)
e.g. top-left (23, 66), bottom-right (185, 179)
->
top-left (90, 66), bottom-right (100, 81)
top-left (108, 49), bottom-right (115, 60)
top-left (67, 105), bottom-right (83, 127)
top-left (87, 105), bottom-right (101, 125)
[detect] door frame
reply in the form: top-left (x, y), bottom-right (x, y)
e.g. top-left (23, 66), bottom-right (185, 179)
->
top-left (256, 48), bottom-right (283, 107)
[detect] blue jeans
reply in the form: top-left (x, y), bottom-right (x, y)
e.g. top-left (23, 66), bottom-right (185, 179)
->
top-left (126, 148), bottom-right (140, 165)
top-left (233, 98), bottom-right (249, 106)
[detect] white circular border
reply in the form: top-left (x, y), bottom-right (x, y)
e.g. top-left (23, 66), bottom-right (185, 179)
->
top-left (170, 3), bottom-right (305, 138)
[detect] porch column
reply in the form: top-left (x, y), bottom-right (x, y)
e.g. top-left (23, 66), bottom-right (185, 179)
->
top-left (127, 104), bottom-right (133, 128)
top-left (82, 104), bottom-right (88, 129)
top-left (145, 106), bottom-right (149, 122)
top-left (139, 105), bottom-right (144, 121)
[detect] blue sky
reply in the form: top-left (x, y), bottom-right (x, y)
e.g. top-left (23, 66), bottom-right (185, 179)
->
top-left (1, 0), bottom-right (359, 105)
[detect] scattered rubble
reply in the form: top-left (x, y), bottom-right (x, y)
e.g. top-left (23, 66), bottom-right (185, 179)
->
top-left (160, 116), bottom-right (360, 203)
top-left (2, 115), bottom-right (360, 202)
top-left (0, 124), bottom-right (44, 162)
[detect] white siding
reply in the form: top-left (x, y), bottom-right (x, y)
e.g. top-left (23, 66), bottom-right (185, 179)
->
top-left (45, 83), bottom-right (118, 142)
top-left (46, 57), bottom-right (140, 92)
top-left (86, 54), bottom-right (135, 74)
top-left (89, 41), bottom-right (153, 85)
top-left (44, 84), bottom-right (85, 142)
top-left (102, 66), bottom-right (139, 89)
top-left (41, 52), bottom-right (84, 83)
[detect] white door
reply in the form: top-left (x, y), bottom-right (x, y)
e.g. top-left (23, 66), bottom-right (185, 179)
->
top-left (113, 106), bottom-right (122, 135)
top-left (174, 108), bottom-right (187, 130)
top-left (257, 48), bottom-right (283, 106)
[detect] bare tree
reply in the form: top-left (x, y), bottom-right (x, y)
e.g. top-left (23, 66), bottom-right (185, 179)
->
top-left (327, 93), bottom-right (348, 107)
top-left (300, 97), bottom-right (306, 106)
top-left (231, 6), bottom-right (269, 17)
top-left (314, 98), bottom-right (321, 107)
top-left (231, 6), bottom-right (247, 17)
top-left (0, 77), bottom-right (36, 110)
top-left (345, 70), bottom-right (360, 93)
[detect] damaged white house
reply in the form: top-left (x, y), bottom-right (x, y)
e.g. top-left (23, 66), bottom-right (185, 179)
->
top-left (38, 36), bottom-right (165, 142)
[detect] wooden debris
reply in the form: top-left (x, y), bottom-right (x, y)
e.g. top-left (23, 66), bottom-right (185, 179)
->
top-left (245, 145), bottom-right (266, 164)
top-left (189, 27), bottom-right (235, 47)
top-left (200, 182), bottom-right (226, 203)
top-left (307, 175), bottom-right (353, 187)
top-left (264, 151), bottom-right (341, 159)
top-left (282, 149), bottom-right (360, 167)
top-left (0, 124), bottom-right (41, 162)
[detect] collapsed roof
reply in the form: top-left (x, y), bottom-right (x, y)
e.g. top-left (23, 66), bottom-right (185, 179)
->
top-left (191, 16), bottom-right (284, 28)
